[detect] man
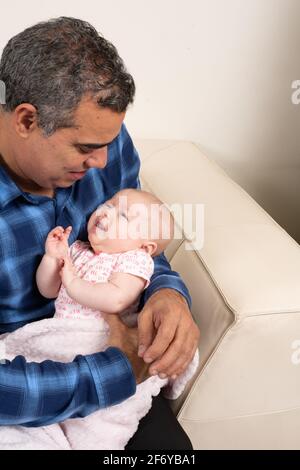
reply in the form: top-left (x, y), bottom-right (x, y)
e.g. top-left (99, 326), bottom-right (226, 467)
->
top-left (0, 17), bottom-right (199, 449)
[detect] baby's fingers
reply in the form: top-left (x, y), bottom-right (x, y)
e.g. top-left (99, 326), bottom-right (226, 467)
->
top-left (48, 226), bottom-right (64, 240)
top-left (63, 226), bottom-right (72, 238)
top-left (49, 226), bottom-right (63, 234)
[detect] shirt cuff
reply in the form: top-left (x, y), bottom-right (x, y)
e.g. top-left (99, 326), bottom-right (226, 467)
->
top-left (84, 347), bottom-right (136, 408)
top-left (143, 274), bottom-right (192, 309)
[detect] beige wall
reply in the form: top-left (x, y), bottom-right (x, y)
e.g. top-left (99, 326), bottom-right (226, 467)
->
top-left (1, 0), bottom-right (299, 242)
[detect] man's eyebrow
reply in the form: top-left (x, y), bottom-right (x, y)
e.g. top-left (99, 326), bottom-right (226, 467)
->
top-left (75, 140), bottom-right (114, 149)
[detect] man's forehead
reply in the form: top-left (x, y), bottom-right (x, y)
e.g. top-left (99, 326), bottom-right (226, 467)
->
top-left (71, 97), bottom-right (125, 142)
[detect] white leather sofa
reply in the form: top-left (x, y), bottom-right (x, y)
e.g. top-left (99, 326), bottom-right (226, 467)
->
top-left (135, 138), bottom-right (300, 450)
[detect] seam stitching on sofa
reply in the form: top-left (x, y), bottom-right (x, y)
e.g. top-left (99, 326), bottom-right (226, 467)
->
top-left (179, 404), bottom-right (300, 424)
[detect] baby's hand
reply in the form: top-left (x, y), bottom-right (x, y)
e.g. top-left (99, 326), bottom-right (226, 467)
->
top-left (45, 226), bottom-right (72, 260)
top-left (59, 255), bottom-right (77, 289)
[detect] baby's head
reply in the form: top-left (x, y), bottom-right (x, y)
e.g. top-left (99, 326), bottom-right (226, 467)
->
top-left (87, 189), bottom-right (174, 256)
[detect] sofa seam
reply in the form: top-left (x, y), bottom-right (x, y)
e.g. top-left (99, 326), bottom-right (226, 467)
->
top-left (179, 404), bottom-right (300, 424)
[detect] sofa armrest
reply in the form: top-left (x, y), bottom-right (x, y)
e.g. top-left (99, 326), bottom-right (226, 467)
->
top-left (135, 138), bottom-right (300, 449)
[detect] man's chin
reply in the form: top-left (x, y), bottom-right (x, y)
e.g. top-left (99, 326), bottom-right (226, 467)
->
top-left (54, 179), bottom-right (75, 188)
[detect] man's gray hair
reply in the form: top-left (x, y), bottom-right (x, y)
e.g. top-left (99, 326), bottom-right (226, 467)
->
top-left (0, 17), bottom-right (135, 135)
top-left (0, 80), bottom-right (5, 104)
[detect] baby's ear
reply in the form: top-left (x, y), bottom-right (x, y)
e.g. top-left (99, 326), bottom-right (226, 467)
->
top-left (141, 241), bottom-right (157, 256)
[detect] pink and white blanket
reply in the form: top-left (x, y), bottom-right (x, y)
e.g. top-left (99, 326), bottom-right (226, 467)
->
top-left (0, 316), bottom-right (199, 450)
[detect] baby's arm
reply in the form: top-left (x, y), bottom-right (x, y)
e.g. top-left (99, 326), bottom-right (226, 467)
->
top-left (61, 256), bottom-right (146, 313)
top-left (36, 226), bottom-right (72, 299)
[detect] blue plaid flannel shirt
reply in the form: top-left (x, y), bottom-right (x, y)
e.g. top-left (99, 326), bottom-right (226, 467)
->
top-left (0, 123), bottom-right (191, 426)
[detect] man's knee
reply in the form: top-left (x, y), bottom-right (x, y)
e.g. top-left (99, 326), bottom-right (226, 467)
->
top-left (126, 420), bottom-right (193, 450)
top-left (155, 427), bottom-right (193, 450)
top-left (125, 395), bottom-right (193, 450)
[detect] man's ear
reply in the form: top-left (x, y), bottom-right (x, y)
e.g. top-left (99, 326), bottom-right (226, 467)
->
top-left (13, 103), bottom-right (39, 138)
top-left (141, 241), bottom-right (157, 256)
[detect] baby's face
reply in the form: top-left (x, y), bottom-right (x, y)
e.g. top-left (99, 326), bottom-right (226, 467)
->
top-left (87, 190), bottom-right (160, 254)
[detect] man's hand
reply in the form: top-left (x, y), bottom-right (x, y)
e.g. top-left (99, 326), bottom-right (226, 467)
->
top-left (45, 226), bottom-right (72, 260)
top-left (104, 314), bottom-right (150, 385)
top-left (137, 288), bottom-right (200, 379)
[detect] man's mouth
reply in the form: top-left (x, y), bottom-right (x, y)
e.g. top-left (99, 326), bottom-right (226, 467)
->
top-left (67, 170), bottom-right (87, 181)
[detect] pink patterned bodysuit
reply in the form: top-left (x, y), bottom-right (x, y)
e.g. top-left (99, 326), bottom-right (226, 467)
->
top-left (54, 240), bottom-right (154, 320)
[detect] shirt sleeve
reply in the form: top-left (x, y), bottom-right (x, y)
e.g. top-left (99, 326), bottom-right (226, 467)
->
top-left (120, 125), bottom-right (192, 308)
top-left (112, 251), bottom-right (154, 289)
top-left (141, 252), bottom-right (192, 309)
top-left (0, 347), bottom-right (135, 427)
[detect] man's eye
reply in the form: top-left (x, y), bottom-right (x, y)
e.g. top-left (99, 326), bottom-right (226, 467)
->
top-left (77, 147), bottom-right (91, 154)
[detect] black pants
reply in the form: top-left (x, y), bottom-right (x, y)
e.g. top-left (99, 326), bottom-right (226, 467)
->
top-left (125, 394), bottom-right (193, 450)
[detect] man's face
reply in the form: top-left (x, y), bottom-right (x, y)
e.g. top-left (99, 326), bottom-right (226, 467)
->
top-left (14, 97), bottom-right (125, 190)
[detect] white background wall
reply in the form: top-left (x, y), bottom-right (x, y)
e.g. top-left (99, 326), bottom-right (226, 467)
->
top-left (1, 0), bottom-right (299, 242)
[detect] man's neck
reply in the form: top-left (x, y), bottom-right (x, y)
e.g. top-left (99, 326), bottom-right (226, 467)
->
top-left (0, 152), bottom-right (55, 198)
top-left (25, 187), bottom-right (55, 198)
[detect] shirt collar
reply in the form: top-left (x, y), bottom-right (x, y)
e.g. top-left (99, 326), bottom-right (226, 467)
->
top-left (0, 164), bottom-right (72, 209)
top-left (0, 164), bottom-right (25, 209)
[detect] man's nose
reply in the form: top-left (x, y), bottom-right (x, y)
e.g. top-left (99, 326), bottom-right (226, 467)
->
top-left (85, 147), bottom-right (108, 169)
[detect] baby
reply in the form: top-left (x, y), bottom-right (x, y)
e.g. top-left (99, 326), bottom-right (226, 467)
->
top-left (0, 188), bottom-right (198, 450)
top-left (36, 188), bottom-right (174, 322)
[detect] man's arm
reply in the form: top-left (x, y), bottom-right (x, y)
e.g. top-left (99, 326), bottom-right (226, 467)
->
top-left (0, 348), bottom-right (135, 427)
top-left (142, 252), bottom-right (192, 309)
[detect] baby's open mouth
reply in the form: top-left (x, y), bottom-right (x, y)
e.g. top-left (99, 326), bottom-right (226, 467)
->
top-left (94, 218), bottom-right (108, 232)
